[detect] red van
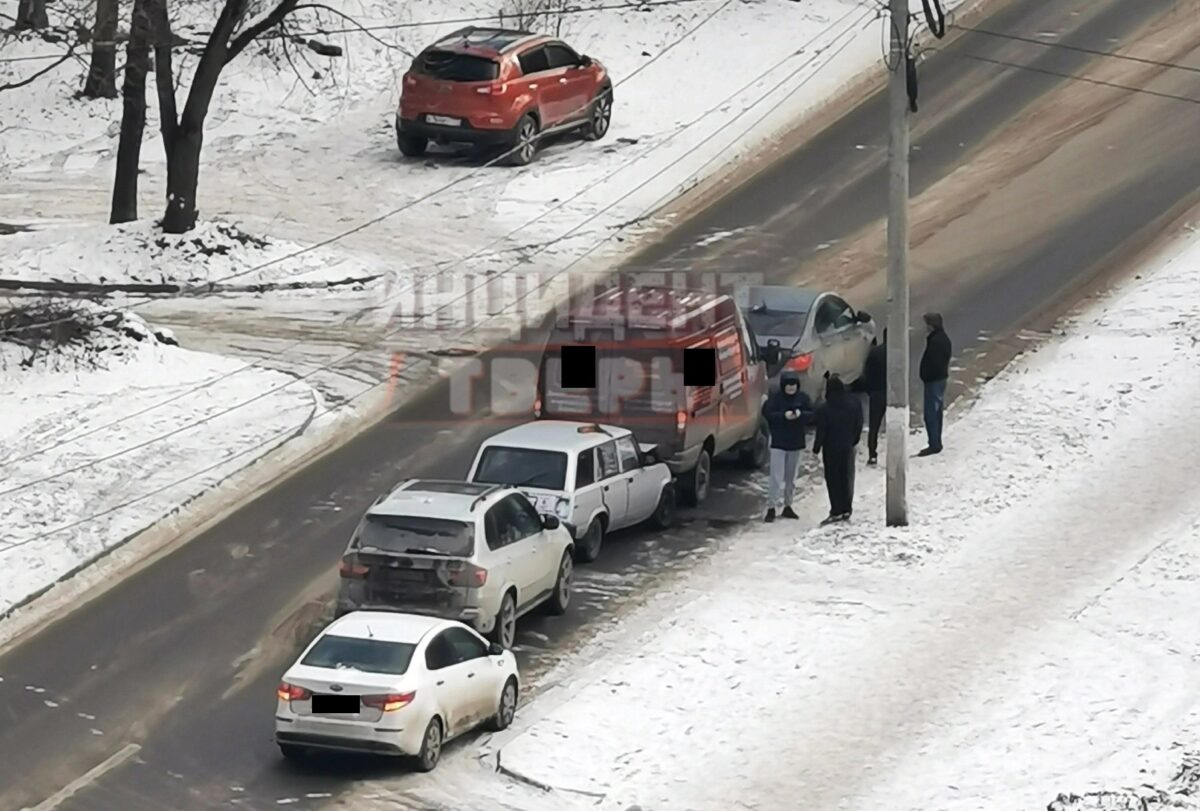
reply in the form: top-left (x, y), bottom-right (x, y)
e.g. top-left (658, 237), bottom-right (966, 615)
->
top-left (535, 287), bottom-right (771, 505)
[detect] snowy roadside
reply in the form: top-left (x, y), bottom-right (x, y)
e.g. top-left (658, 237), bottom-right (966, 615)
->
top-left (0, 305), bottom-right (331, 617)
top-left (470, 220), bottom-right (1200, 811)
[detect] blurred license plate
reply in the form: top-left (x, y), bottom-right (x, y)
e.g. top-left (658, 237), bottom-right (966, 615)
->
top-left (427, 115), bottom-right (460, 126)
top-left (312, 695), bottom-right (360, 713)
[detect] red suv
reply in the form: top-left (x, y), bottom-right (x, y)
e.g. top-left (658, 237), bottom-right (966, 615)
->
top-left (396, 27), bottom-right (612, 166)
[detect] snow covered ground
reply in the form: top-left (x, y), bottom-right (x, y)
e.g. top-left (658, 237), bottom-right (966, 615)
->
top-left (0, 306), bottom-right (328, 616)
top-left (478, 221), bottom-right (1200, 810)
top-left (0, 0), bottom-right (974, 629)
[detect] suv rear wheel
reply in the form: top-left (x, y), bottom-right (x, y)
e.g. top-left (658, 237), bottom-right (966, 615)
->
top-left (506, 114), bottom-right (540, 166)
top-left (583, 86), bottom-right (612, 141)
top-left (489, 591), bottom-right (517, 649)
top-left (397, 129), bottom-right (427, 158)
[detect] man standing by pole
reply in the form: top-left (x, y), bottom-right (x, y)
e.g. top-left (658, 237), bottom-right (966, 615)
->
top-left (885, 0), bottom-right (911, 526)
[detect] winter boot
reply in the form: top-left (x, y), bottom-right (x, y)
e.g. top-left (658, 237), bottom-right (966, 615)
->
top-left (781, 506), bottom-right (799, 520)
top-left (764, 508), bottom-right (776, 523)
top-left (819, 513), bottom-right (840, 526)
top-left (867, 455), bottom-right (878, 466)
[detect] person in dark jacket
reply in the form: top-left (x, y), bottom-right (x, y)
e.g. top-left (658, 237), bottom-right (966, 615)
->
top-left (861, 328), bottom-right (887, 465)
top-left (761, 370), bottom-right (814, 522)
top-left (919, 312), bottom-right (952, 456)
top-left (812, 375), bottom-right (863, 524)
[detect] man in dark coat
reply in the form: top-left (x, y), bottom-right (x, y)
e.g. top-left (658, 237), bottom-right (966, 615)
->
top-left (812, 375), bottom-right (863, 524)
top-left (761, 370), bottom-right (813, 523)
top-left (861, 328), bottom-right (887, 466)
top-left (918, 312), bottom-right (952, 456)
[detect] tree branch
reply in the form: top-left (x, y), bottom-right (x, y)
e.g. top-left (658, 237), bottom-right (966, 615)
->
top-left (225, 0), bottom-right (299, 64)
top-left (289, 3), bottom-right (412, 55)
top-left (0, 41), bottom-right (77, 92)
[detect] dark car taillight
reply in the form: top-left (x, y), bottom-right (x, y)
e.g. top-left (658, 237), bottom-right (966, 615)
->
top-left (447, 563), bottom-right (487, 587)
top-left (338, 559), bottom-right (368, 579)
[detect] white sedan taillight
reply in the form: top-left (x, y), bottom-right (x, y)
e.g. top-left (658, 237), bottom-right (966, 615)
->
top-left (362, 691), bottom-right (416, 712)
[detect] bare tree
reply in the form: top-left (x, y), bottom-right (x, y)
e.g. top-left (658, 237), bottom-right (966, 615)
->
top-left (82, 0), bottom-right (119, 99)
top-left (110, 0), bottom-right (157, 223)
top-left (499, 0), bottom-right (571, 38)
top-left (159, 0), bottom-right (301, 234)
top-left (14, 0), bottom-right (50, 30)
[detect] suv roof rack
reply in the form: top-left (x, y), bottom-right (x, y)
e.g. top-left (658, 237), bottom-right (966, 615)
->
top-left (437, 26), bottom-right (535, 50)
top-left (469, 483), bottom-right (513, 511)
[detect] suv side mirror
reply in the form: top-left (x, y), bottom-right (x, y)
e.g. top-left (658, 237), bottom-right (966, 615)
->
top-left (855, 309), bottom-right (872, 324)
top-left (541, 514), bottom-right (561, 530)
top-left (489, 642), bottom-right (504, 656)
top-left (579, 54), bottom-right (593, 68)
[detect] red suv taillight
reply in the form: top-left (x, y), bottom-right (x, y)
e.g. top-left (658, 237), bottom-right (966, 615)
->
top-left (363, 691), bottom-right (416, 712)
top-left (447, 564), bottom-right (487, 587)
top-left (403, 72), bottom-right (417, 87)
top-left (339, 559), bottom-right (368, 579)
top-left (785, 352), bottom-right (813, 373)
top-left (277, 682), bottom-right (311, 702)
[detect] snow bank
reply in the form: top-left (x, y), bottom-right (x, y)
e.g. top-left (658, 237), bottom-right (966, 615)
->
top-left (0, 303), bottom-right (323, 616)
top-left (493, 222), bottom-right (1200, 810)
top-left (0, 220), bottom-right (387, 289)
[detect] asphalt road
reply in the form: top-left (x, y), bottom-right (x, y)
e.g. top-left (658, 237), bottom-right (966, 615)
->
top-left (4, 0), bottom-right (1200, 807)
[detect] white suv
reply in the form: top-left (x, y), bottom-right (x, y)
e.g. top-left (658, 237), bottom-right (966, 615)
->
top-left (467, 421), bottom-right (675, 563)
top-left (335, 480), bottom-right (574, 649)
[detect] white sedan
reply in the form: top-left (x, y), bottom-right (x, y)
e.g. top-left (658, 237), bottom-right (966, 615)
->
top-left (275, 611), bottom-right (519, 771)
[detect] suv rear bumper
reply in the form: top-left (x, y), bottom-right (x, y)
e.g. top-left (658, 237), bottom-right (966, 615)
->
top-left (335, 597), bottom-right (486, 631)
top-left (397, 115), bottom-right (512, 146)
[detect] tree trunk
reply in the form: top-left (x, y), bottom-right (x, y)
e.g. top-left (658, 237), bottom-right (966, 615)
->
top-left (82, 0), bottom-right (119, 99)
top-left (159, 1), bottom-right (243, 234)
top-left (110, 0), bottom-right (153, 224)
top-left (15, 0), bottom-right (49, 30)
top-left (151, 0), bottom-right (178, 194)
top-left (162, 125), bottom-right (204, 233)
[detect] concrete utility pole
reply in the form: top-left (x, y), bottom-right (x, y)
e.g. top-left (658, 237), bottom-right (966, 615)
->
top-left (885, 0), bottom-right (910, 526)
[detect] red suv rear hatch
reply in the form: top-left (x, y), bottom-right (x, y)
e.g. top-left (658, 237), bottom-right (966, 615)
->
top-left (401, 49), bottom-right (504, 124)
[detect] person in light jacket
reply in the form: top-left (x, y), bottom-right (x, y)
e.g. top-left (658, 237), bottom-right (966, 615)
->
top-left (761, 370), bottom-right (813, 523)
top-left (919, 312), bottom-right (952, 456)
top-left (812, 375), bottom-right (863, 524)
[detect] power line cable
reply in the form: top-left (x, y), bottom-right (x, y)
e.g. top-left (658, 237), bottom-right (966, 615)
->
top-left (0, 4), bottom-right (874, 548)
top-left (952, 23), bottom-right (1200, 75)
top-left (957, 52), bottom-right (1200, 107)
top-left (3, 0), bottom-right (861, 470)
top-left (3, 0), bottom-right (735, 336)
top-left (0, 0), bottom-right (717, 64)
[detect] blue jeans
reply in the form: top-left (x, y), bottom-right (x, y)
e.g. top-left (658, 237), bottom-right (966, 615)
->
top-left (924, 379), bottom-right (947, 451)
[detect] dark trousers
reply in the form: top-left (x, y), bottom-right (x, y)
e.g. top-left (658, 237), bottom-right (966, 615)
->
top-left (821, 447), bottom-right (856, 516)
top-left (867, 391), bottom-right (885, 458)
top-left (924, 378), bottom-right (947, 451)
